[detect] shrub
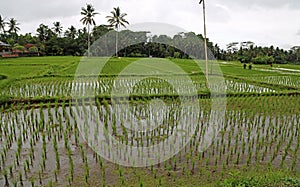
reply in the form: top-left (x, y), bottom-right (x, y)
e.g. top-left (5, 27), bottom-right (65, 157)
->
top-left (128, 53), bottom-right (147, 57)
top-left (12, 44), bottom-right (26, 52)
top-left (29, 46), bottom-right (39, 53)
top-left (174, 52), bottom-right (181, 58)
top-left (253, 55), bottom-right (274, 64)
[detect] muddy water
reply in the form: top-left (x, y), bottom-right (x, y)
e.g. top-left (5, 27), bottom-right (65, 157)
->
top-left (0, 103), bottom-right (299, 186)
top-left (0, 101), bottom-right (207, 185)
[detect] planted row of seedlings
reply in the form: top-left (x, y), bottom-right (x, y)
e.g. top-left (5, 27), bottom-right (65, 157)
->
top-left (1, 77), bottom-right (280, 98)
top-left (1, 79), bottom-right (73, 98)
top-left (225, 80), bottom-right (276, 93)
top-left (0, 90), bottom-right (298, 185)
top-left (74, 95), bottom-right (300, 185)
top-left (0, 99), bottom-right (117, 186)
top-left (248, 75), bottom-right (300, 89)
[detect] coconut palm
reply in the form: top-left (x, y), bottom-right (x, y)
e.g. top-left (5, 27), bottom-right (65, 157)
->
top-left (106, 7), bottom-right (129, 57)
top-left (80, 4), bottom-right (98, 56)
top-left (0, 15), bottom-right (6, 34)
top-left (52, 21), bottom-right (63, 37)
top-left (8, 18), bottom-right (20, 34)
top-left (65, 26), bottom-right (77, 39)
top-left (37, 24), bottom-right (50, 44)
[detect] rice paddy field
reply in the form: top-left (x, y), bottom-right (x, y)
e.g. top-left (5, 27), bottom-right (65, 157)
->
top-left (0, 56), bottom-right (299, 186)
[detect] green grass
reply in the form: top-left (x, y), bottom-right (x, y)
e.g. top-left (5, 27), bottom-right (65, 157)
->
top-left (70, 164), bottom-right (300, 187)
top-left (0, 56), bottom-right (80, 77)
top-left (1, 56), bottom-right (299, 100)
top-left (1, 56), bottom-right (299, 78)
top-left (0, 56), bottom-right (80, 88)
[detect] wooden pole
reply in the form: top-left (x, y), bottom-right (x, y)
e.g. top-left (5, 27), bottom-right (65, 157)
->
top-left (202, 0), bottom-right (209, 87)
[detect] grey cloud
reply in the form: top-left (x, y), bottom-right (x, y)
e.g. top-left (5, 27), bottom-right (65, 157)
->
top-left (207, 4), bottom-right (231, 23)
top-left (1, 1), bottom-right (76, 21)
top-left (0, 0), bottom-right (113, 22)
top-left (214, 0), bottom-right (300, 9)
top-left (0, 0), bottom-right (299, 49)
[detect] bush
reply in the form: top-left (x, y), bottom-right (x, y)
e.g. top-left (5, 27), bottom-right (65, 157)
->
top-left (127, 53), bottom-right (147, 57)
top-left (29, 46), bottom-right (38, 53)
top-left (12, 44), bottom-right (26, 52)
top-left (39, 45), bottom-right (46, 56)
top-left (253, 55), bottom-right (274, 64)
top-left (174, 52), bottom-right (181, 58)
top-left (238, 55), bottom-right (251, 63)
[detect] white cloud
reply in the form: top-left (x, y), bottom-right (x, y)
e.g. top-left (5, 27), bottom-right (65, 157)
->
top-left (0, 0), bottom-right (299, 49)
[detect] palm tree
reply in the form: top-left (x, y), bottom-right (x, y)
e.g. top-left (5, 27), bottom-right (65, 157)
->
top-left (106, 7), bottom-right (129, 57)
top-left (8, 18), bottom-right (20, 34)
top-left (80, 4), bottom-right (98, 56)
top-left (65, 25), bottom-right (77, 39)
top-left (36, 24), bottom-right (49, 44)
top-left (52, 21), bottom-right (63, 37)
top-left (0, 15), bottom-right (7, 34)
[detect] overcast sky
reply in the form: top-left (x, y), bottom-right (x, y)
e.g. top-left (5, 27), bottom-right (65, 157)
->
top-left (1, 0), bottom-right (300, 49)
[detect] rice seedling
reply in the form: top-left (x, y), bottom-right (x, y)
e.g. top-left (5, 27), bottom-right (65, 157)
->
top-left (0, 58), bottom-right (299, 186)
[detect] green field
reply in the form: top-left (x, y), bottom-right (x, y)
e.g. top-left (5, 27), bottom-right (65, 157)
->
top-left (0, 56), bottom-right (299, 186)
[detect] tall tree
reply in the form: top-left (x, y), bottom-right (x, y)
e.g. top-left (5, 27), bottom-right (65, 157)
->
top-left (0, 15), bottom-right (6, 34)
top-left (80, 4), bottom-right (98, 56)
top-left (106, 7), bottom-right (129, 57)
top-left (36, 24), bottom-right (53, 44)
top-left (8, 18), bottom-right (20, 34)
top-left (227, 42), bottom-right (239, 53)
top-left (52, 21), bottom-right (63, 37)
top-left (92, 25), bottom-right (111, 40)
top-left (291, 46), bottom-right (300, 62)
top-left (65, 25), bottom-right (77, 39)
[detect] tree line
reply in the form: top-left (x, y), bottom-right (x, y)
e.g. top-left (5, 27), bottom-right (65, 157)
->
top-left (221, 42), bottom-right (300, 64)
top-left (0, 4), bottom-right (299, 64)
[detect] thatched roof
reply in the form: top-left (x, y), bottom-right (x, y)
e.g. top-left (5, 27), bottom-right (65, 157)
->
top-left (0, 41), bottom-right (10, 47)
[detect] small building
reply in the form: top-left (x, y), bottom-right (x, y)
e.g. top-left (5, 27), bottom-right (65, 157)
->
top-left (0, 41), bottom-right (19, 58)
top-left (0, 41), bottom-right (11, 54)
top-left (24, 43), bottom-right (35, 51)
top-left (22, 43), bottom-right (39, 57)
